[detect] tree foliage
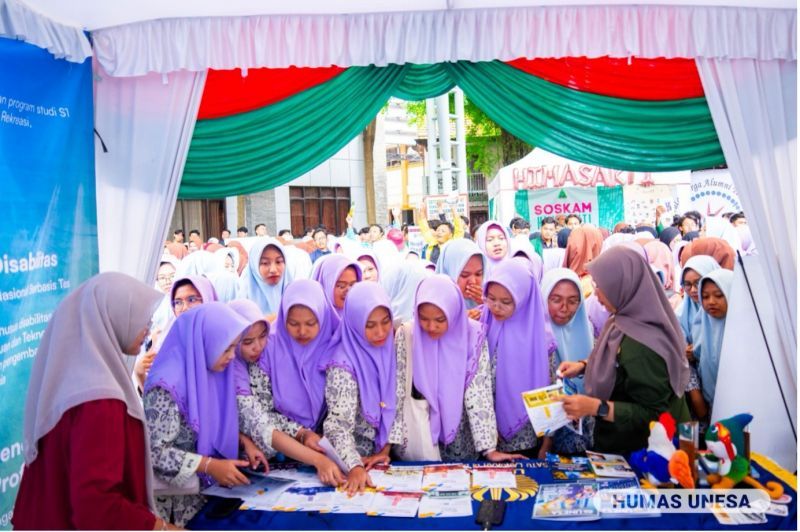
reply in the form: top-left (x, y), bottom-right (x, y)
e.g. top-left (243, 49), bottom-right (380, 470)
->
top-left (404, 96), bottom-right (532, 176)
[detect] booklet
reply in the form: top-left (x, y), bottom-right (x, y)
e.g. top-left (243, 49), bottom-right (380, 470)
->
top-left (366, 491), bottom-right (423, 517)
top-left (521, 383), bottom-right (573, 437)
top-left (202, 475), bottom-right (294, 501)
top-left (586, 451), bottom-right (637, 478)
top-left (546, 454), bottom-right (595, 482)
top-left (267, 463), bottom-right (324, 487)
top-left (324, 488), bottom-right (378, 514)
top-left (418, 490), bottom-right (474, 518)
top-left (596, 478), bottom-right (660, 518)
top-left (271, 486), bottom-right (336, 512)
top-left (470, 465), bottom-right (517, 489)
top-left (422, 464), bottom-right (471, 492)
top-left (532, 482), bottom-right (601, 521)
top-left (369, 465), bottom-right (424, 492)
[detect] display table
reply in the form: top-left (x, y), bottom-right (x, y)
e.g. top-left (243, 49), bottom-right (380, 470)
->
top-left (189, 456), bottom-right (797, 530)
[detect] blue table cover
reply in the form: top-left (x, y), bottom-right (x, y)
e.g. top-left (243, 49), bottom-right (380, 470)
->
top-left (189, 458), bottom-right (797, 530)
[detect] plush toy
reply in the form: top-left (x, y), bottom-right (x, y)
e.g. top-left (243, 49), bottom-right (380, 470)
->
top-left (705, 413), bottom-right (784, 499)
top-left (630, 412), bottom-right (695, 488)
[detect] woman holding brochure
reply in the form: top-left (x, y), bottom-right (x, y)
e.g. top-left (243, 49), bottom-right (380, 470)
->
top-left (394, 274), bottom-right (523, 463)
top-left (557, 246), bottom-right (690, 454)
top-left (322, 283), bottom-right (405, 495)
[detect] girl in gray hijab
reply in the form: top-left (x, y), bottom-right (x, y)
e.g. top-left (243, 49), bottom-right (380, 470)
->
top-left (557, 246), bottom-right (690, 453)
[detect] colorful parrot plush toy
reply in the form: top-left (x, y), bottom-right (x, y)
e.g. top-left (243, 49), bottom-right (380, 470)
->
top-left (705, 413), bottom-right (784, 499)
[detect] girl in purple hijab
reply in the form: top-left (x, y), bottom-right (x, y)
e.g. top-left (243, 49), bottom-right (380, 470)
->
top-left (323, 283), bottom-right (404, 495)
top-left (481, 259), bottom-right (549, 455)
top-left (311, 253), bottom-right (363, 327)
top-left (397, 274), bottom-right (522, 462)
top-left (143, 303), bottom-right (250, 527)
top-left (261, 279), bottom-right (338, 450)
top-left (228, 299), bottom-right (346, 487)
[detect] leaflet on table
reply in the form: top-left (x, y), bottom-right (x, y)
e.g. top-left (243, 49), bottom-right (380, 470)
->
top-left (712, 503), bottom-right (767, 525)
top-left (272, 486), bottom-right (336, 512)
top-left (368, 464), bottom-right (424, 492)
top-left (421, 464), bottom-right (471, 492)
top-left (324, 488), bottom-right (378, 514)
top-left (521, 382), bottom-right (577, 437)
top-left (585, 451), bottom-right (637, 478)
top-left (267, 463), bottom-right (325, 487)
top-left (470, 465), bottom-right (517, 489)
top-left (202, 475), bottom-right (294, 500)
top-left (418, 490), bottom-right (473, 518)
top-left (366, 491), bottom-right (423, 517)
top-left (596, 478), bottom-right (660, 518)
top-left (532, 482), bottom-right (601, 521)
top-left (546, 454), bottom-right (595, 482)
top-left (318, 436), bottom-right (350, 474)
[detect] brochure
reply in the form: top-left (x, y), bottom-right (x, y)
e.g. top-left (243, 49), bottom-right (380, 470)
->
top-left (532, 482), bottom-right (601, 521)
top-left (324, 488), bottom-right (378, 514)
top-left (422, 464), bottom-right (471, 492)
top-left (586, 451), bottom-right (637, 478)
top-left (366, 491), bottom-right (423, 517)
top-left (521, 383), bottom-right (573, 437)
top-left (470, 465), bottom-right (517, 489)
top-left (418, 490), bottom-right (474, 518)
top-left (596, 478), bottom-right (660, 518)
top-left (546, 454), bottom-right (595, 482)
top-left (202, 475), bottom-right (294, 502)
top-left (271, 486), bottom-right (336, 512)
top-left (368, 465), bottom-right (424, 492)
top-left (267, 463), bottom-right (324, 487)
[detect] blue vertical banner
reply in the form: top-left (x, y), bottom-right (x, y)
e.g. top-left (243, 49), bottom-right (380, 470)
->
top-left (0, 37), bottom-right (97, 527)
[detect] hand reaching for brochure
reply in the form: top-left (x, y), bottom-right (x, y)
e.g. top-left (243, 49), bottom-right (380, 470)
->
top-left (313, 455), bottom-right (346, 487)
top-left (343, 465), bottom-right (375, 496)
top-left (362, 445), bottom-right (391, 470)
top-left (484, 450), bottom-right (526, 463)
top-left (206, 458), bottom-right (251, 488)
top-left (559, 395), bottom-right (601, 421)
top-left (300, 429), bottom-right (325, 453)
top-left (239, 433), bottom-right (269, 472)
top-left (556, 361), bottom-right (585, 379)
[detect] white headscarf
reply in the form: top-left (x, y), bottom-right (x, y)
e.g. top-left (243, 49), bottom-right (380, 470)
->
top-left (692, 268), bottom-right (735, 404)
top-left (23, 272), bottom-right (162, 508)
top-left (178, 250), bottom-right (225, 278)
top-left (283, 245), bottom-right (313, 280)
top-left (705, 217), bottom-right (743, 252)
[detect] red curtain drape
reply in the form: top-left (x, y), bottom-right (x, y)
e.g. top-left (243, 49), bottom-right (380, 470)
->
top-left (507, 57), bottom-right (704, 101)
top-left (198, 65), bottom-right (345, 119)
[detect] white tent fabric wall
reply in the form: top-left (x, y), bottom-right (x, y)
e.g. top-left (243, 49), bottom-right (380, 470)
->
top-left (0, 0), bottom-right (90, 62)
top-left (94, 66), bottom-right (206, 284)
top-left (696, 57), bottom-right (797, 392)
top-left (712, 256), bottom-right (797, 471)
top-left (90, 5), bottom-right (796, 76)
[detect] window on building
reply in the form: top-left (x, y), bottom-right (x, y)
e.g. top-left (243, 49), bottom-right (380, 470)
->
top-left (290, 187), bottom-right (351, 236)
top-left (169, 199), bottom-right (226, 243)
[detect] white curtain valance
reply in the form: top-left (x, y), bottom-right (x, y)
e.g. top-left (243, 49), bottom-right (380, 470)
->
top-left (0, 0), bottom-right (91, 62)
top-left (92, 5), bottom-right (796, 77)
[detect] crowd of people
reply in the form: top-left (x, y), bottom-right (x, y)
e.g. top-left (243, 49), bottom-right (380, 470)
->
top-left (14, 205), bottom-right (754, 529)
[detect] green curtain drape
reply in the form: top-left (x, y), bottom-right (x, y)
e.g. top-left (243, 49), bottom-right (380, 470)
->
top-left (180, 61), bottom-right (724, 199)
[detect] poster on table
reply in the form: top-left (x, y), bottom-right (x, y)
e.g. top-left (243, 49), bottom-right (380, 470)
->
top-left (689, 169), bottom-right (743, 217)
top-left (0, 37), bottom-right (97, 527)
top-left (515, 186), bottom-right (625, 230)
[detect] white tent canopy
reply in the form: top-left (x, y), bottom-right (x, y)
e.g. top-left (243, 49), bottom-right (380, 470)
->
top-left (1, 1), bottom-right (797, 73)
